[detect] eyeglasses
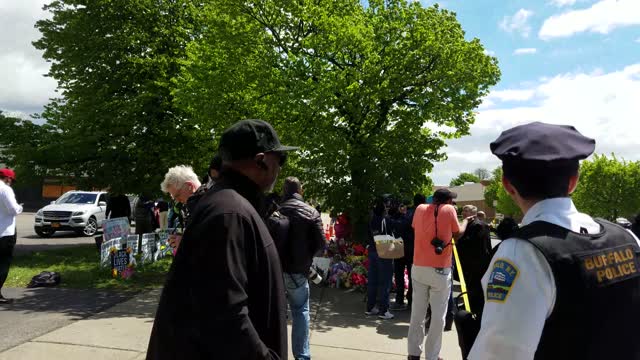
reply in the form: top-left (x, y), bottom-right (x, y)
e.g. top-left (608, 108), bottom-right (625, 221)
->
top-left (267, 151), bottom-right (288, 167)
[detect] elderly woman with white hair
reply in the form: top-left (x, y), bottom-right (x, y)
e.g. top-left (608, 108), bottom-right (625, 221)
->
top-left (160, 165), bottom-right (201, 249)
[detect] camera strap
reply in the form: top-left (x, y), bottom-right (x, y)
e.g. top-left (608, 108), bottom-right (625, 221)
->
top-left (433, 204), bottom-right (451, 250)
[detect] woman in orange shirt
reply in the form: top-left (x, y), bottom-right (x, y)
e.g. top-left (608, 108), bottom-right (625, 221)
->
top-left (408, 189), bottom-right (470, 360)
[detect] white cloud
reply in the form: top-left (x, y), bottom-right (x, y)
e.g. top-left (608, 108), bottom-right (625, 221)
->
top-left (483, 49), bottom-right (496, 56)
top-left (431, 63), bottom-right (640, 185)
top-left (636, 37), bottom-right (640, 43)
top-left (549, 0), bottom-right (577, 7)
top-left (513, 48), bottom-right (538, 55)
top-left (0, 0), bottom-right (56, 117)
top-left (500, 9), bottom-right (534, 37)
top-left (539, 0), bottom-right (640, 39)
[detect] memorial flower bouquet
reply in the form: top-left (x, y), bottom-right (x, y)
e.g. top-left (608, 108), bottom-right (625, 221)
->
top-left (328, 261), bottom-right (352, 288)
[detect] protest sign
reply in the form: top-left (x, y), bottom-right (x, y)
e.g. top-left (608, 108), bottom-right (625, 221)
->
top-left (141, 233), bottom-right (156, 264)
top-left (111, 249), bottom-right (130, 272)
top-left (126, 234), bottom-right (139, 254)
top-left (102, 218), bottom-right (130, 243)
top-left (100, 238), bottom-right (119, 267)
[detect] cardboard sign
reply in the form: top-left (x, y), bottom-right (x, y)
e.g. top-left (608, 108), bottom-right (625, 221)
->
top-left (111, 249), bottom-right (130, 273)
top-left (100, 238), bottom-right (119, 268)
top-left (102, 218), bottom-right (130, 243)
top-left (126, 235), bottom-right (139, 254)
top-left (141, 233), bottom-right (156, 264)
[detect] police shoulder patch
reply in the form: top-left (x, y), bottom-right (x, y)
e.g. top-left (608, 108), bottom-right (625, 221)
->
top-left (486, 259), bottom-right (519, 303)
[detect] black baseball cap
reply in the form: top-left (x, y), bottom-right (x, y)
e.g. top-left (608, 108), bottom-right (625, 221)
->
top-left (218, 119), bottom-right (298, 161)
top-left (433, 188), bottom-right (457, 203)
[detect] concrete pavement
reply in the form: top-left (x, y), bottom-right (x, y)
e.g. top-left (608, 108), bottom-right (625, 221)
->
top-left (0, 285), bottom-right (463, 360)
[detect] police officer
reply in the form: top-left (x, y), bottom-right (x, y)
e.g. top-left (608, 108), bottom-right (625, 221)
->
top-left (468, 122), bottom-right (640, 360)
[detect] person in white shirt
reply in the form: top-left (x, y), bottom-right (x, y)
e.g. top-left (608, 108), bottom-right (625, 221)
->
top-left (468, 122), bottom-right (640, 360)
top-left (0, 168), bottom-right (23, 304)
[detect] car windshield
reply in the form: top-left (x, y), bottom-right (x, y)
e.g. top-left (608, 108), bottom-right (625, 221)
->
top-left (56, 193), bottom-right (97, 205)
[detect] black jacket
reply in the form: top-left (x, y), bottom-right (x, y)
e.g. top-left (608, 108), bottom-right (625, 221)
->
top-left (278, 193), bottom-right (325, 275)
top-left (106, 194), bottom-right (131, 219)
top-left (368, 214), bottom-right (399, 251)
top-left (146, 170), bottom-right (287, 360)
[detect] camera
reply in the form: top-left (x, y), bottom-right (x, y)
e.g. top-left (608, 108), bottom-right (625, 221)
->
top-left (431, 238), bottom-right (446, 255)
top-left (308, 265), bottom-right (323, 285)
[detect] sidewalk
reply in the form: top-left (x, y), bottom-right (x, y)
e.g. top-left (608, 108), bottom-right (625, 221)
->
top-left (0, 286), bottom-right (463, 359)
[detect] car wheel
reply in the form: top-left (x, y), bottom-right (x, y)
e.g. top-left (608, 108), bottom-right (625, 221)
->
top-left (82, 217), bottom-right (98, 236)
top-left (35, 228), bottom-right (56, 237)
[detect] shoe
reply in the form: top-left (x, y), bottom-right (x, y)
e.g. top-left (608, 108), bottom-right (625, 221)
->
top-left (365, 306), bottom-right (379, 315)
top-left (378, 310), bottom-right (395, 320)
top-left (407, 356), bottom-right (420, 360)
top-left (0, 296), bottom-right (14, 304)
top-left (390, 303), bottom-right (408, 311)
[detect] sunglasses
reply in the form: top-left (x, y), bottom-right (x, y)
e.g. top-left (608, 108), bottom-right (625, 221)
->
top-left (267, 151), bottom-right (288, 167)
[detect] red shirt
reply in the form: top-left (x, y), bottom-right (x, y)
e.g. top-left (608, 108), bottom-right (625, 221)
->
top-left (412, 204), bottom-right (460, 268)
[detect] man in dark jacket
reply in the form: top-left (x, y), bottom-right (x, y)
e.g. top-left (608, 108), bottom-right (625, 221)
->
top-left (278, 177), bottom-right (325, 360)
top-left (455, 205), bottom-right (492, 317)
top-left (105, 193), bottom-right (131, 221)
top-left (147, 119), bottom-right (297, 360)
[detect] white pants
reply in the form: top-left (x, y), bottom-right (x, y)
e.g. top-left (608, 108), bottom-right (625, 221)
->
top-left (407, 265), bottom-right (452, 360)
top-left (158, 211), bottom-right (168, 230)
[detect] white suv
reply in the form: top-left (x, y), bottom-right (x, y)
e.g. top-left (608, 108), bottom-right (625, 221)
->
top-left (34, 191), bottom-right (108, 237)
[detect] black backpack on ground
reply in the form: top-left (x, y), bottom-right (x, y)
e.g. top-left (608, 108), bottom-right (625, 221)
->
top-left (27, 271), bottom-right (61, 288)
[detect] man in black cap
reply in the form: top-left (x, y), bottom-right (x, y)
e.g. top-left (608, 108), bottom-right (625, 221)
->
top-left (147, 119), bottom-right (297, 360)
top-left (468, 122), bottom-right (640, 360)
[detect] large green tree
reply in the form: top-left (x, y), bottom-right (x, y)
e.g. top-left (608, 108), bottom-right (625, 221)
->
top-left (450, 172), bottom-right (481, 187)
top-left (572, 154), bottom-right (640, 220)
top-left (0, 112), bottom-right (53, 185)
top-left (32, 0), bottom-right (210, 194)
top-left (178, 0), bottom-right (500, 240)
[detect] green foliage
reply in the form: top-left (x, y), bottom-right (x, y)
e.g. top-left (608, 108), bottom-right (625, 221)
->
top-left (23, 0), bottom-right (500, 242)
top-left (31, 0), bottom-right (212, 194)
top-left (0, 112), bottom-right (53, 185)
top-left (474, 168), bottom-right (490, 180)
top-left (450, 172), bottom-right (481, 187)
top-left (484, 167), bottom-right (521, 218)
top-left (178, 0), bottom-right (500, 239)
top-left (572, 154), bottom-right (640, 220)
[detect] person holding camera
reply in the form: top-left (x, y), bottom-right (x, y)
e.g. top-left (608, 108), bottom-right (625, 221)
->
top-left (278, 177), bottom-right (326, 360)
top-left (407, 188), bottom-right (470, 360)
top-left (468, 122), bottom-right (640, 360)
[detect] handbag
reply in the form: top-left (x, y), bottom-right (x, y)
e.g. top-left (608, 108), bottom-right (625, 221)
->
top-left (374, 218), bottom-right (405, 259)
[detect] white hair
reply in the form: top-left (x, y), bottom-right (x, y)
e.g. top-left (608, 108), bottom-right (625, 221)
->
top-left (160, 165), bottom-right (201, 193)
top-left (463, 205), bottom-right (478, 215)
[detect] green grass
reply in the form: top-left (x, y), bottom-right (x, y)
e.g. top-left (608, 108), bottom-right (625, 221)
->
top-left (5, 245), bottom-right (172, 290)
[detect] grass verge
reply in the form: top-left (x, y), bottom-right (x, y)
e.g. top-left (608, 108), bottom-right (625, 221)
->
top-left (5, 245), bottom-right (171, 290)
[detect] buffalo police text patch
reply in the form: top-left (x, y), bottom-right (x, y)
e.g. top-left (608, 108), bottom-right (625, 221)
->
top-left (578, 244), bottom-right (640, 287)
top-left (486, 259), bottom-right (519, 303)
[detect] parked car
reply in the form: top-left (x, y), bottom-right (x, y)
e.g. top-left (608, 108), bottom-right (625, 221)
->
top-left (34, 191), bottom-right (108, 237)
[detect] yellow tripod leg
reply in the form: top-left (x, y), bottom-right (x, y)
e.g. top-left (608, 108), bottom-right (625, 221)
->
top-left (452, 238), bottom-right (471, 313)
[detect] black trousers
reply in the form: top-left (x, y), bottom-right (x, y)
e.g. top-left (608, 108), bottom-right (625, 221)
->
top-left (0, 234), bottom-right (16, 291)
top-left (394, 256), bottom-right (412, 305)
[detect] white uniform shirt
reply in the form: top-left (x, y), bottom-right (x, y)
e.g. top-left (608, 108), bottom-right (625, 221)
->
top-left (468, 197), bottom-right (640, 360)
top-left (0, 181), bottom-right (23, 237)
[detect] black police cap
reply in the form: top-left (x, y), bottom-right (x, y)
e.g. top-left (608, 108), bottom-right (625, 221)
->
top-left (219, 119), bottom-right (298, 161)
top-left (490, 122), bottom-right (595, 163)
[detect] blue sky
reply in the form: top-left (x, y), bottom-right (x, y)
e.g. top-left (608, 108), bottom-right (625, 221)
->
top-left (1, 0), bottom-right (639, 185)
top-left (424, 0), bottom-right (640, 185)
